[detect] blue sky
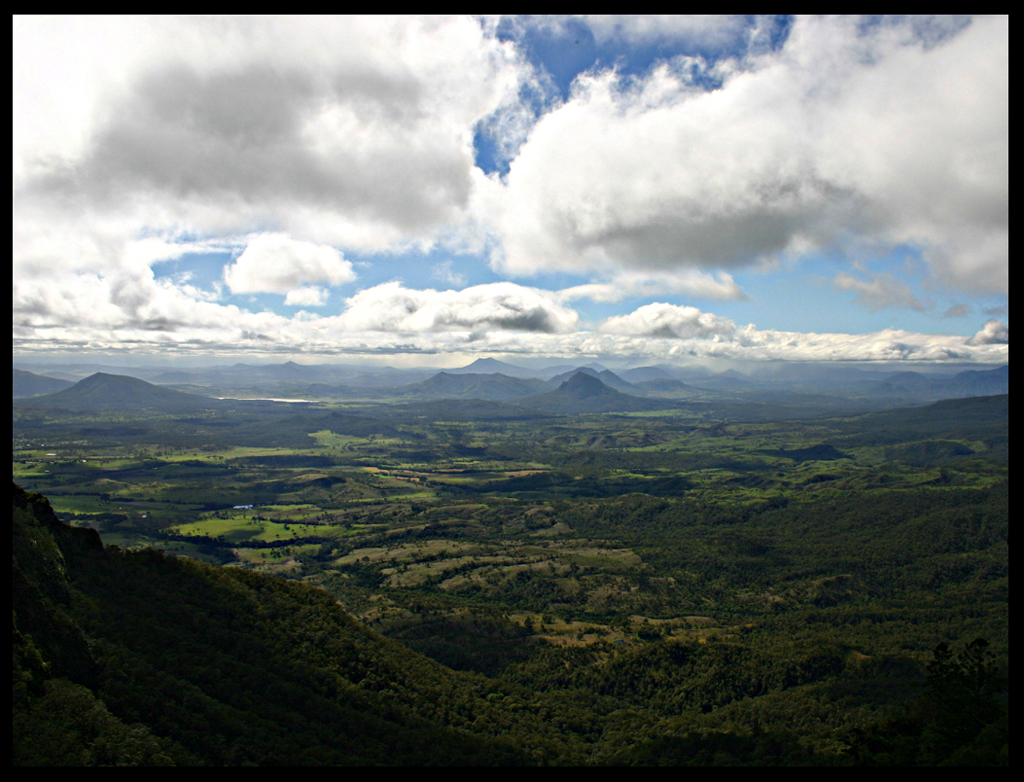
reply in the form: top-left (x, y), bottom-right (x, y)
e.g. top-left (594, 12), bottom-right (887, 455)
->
top-left (13, 16), bottom-right (1008, 368)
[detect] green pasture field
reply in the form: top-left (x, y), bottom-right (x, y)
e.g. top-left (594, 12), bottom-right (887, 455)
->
top-left (171, 514), bottom-right (353, 544)
top-left (249, 503), bottom-right (323, 517)
top-left (233, 543), bottom-right (323, 563)
top-left (308, 430), bottom-right (368, 448)
top-left (41, 494), bottom-right (149, 515)
top-left (161, 446), bottom-right (314, 460)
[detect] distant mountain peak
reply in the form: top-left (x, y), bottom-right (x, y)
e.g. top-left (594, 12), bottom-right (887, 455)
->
top-left (466, 357), bottom-right (518, 369)
top-left (519, 370), bottom-right (672, 413)
top-left (556, 371), bottom-right (617, 397)
top-left (16, 372), bottom-right (220, 413)
top-left (449, 357), bottom-right (534, 378)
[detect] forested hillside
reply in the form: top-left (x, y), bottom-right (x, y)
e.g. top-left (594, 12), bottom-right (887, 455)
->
top-left (13, 479), bottom-right (1008, 765)
top-left (14, 484), bottom-right (529, 765)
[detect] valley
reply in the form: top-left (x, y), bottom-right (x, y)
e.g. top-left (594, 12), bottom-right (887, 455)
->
top-left (13, 359), bottom-right (1009, 764)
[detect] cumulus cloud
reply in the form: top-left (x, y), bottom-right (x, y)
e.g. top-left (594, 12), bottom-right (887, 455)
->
top-left (12, 268), bottom-right (1008, 367)
top-left (967, 319), bottom-right (1008, 346)
top-left (600, 302), bottom-right (737, 340)
top-left (224, 233), bottom-right (355, 295)
top-left (718, 325), bottom-right (995, 363)
top-left (833, 272), bottom-right (930, 312)
top-left (337, 281), bottom-right (579, 334)
top-left (10, 16), bottom-right (1008, 368)
top-left (12, 266), bottom-right (288, 345)
top-left (284, 286), bottom-right (330, 307)
top-left (487, 16), bottom-right (1007, 296)
top-left (585, 301), bottom-right (1009, 364)
top-left (14, 16), bottom-right (535, 251)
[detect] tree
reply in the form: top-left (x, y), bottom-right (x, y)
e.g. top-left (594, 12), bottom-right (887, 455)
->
top-left (845, 637), bottom-right (1008, 765)
top-left (917, 637), bottom-right (1007, 763)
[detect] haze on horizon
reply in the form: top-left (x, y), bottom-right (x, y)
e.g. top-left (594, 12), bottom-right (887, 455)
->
top-left (13, 16), bottom-right (1008, 369)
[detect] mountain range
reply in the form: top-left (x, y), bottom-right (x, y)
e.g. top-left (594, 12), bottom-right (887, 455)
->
top-left (12, 359), bottom-right (1009, 416)
top-left (871, 365), bottom-right (1008, 400)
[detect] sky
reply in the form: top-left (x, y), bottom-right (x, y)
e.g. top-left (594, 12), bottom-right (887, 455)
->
top-left (13, 15), bottom-right (1008, 369)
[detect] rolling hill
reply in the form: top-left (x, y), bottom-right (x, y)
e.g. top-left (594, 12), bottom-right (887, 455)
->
top-left (13, 369), bottom-right (74, 398)
top-left (833, 393), bottom-right (1008, 457)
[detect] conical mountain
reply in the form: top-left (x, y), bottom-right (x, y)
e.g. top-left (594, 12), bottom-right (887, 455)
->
top-left (545, 366), bottom-right (602, 387)
top-left (558, 371), bottom-right (618, 398)
top-left (520, 371), bottom-right (671, 414)
top-left (546, 367), bottom-right (636, 393)
top-left (14, 372), bottom-right (222, 413)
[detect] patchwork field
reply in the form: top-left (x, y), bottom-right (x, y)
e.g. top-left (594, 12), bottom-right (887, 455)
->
top-left (14, 398), bottom-right (1007, 649)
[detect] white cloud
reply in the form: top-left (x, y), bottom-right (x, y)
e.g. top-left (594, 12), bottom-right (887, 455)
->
top-left (587, 301), bottom-right (1008, 364)
top-left (966, 319), bottom-right (1008, 346)
top-left (284, 286), bottom-right (330, 307)
top-left (719, 325), bottom-right (996, 363)
top-left (12, 266), bottom-right (287, 344)
top-left (487, 16), bottom-right (1007, 296)
top-left (12, 270), bottom-right (1008, 366)
top-left (14, 16), bottom-right (535, 252)
top-left (600, 302), bottom-right (737, 340)
top-left (224, 233), bottom-right (355, 295)
top-left (338, 281), bottom-right (579, 334)
top-left (10, 16), bottom-right (1009, 368)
